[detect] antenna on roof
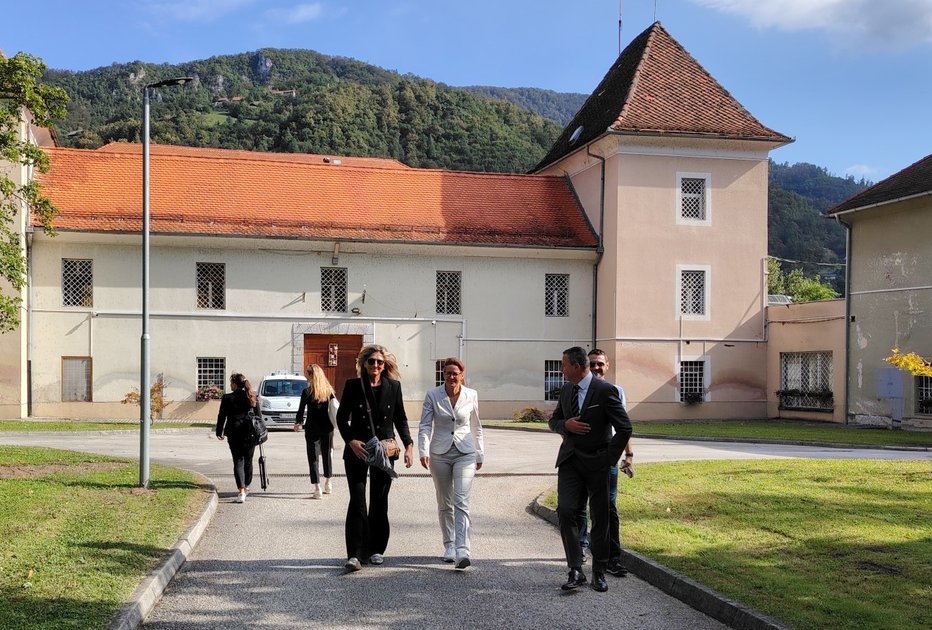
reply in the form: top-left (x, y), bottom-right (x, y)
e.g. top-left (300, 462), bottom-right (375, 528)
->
top-left (654, 0), bottom-right (658, 22)
top-left (618, 0), bottom-right (623, 55)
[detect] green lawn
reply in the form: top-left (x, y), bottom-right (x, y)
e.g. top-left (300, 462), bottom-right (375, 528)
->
top-left (488, 419), bottom-right (932, 448)
top-left (547, 459), bottom-right (932, 630)
top-left (0, 446), bottom-right (207, 630)
top-left (0, 420), bottom-right (212, 432)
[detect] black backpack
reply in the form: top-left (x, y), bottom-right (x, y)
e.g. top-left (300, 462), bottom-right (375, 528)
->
top-left (247, 409), bottom-right (268, 446)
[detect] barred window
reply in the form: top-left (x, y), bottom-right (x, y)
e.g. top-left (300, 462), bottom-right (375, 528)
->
top-left (917, 376), bottom-right (932, 414)
top-left (196, 262), bottom-right (225, 310)
top-left (780, 352), bottom-right (833, 411)
top-left (62, 259), bottom-right (93, 307)
top-left (435, 359), bottom-right (444, 387)
top-left (545, 359), bottom-right (565, 401)
top-left (321, 267), bottom-right (347, 312)
top-left (62, 356), bottom-right (92, 402)
top-left (436, 271), bottom-right (461, 315)
top-left (680, 269), bottom-right (706, 316)
top-left (196, 357), bottom-right (226, 400)
top-left (681, 177), bottom-right (706, 220)
top-left (679, 360), bottom-right (704, 402)
top-left (545, 274), bottom-right (569, 317)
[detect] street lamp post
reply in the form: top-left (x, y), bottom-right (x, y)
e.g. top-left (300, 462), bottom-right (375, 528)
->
top-left (140, 76), bottom-right (193, 487)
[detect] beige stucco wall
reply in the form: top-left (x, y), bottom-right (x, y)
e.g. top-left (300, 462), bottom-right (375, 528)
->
top-left (547, 135), bottom-right (775, 420)
top-left (26, 233), bottom-right (595, 420)
top-left (766, 300), bottom-right (846, 422)
top-left (842, 197), bottom-right (932, 429)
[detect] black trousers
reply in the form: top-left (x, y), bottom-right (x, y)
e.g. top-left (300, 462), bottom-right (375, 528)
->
top-left (228, 441), bottom-right (256, 490)
top-left (557, 454), bottom-right (611, 572)
top-left (305, 431), bottom-right (333, 483)
top-left (344, 454), bottom-right (394, 560)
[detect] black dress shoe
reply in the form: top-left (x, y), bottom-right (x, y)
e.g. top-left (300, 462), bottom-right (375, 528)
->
top-left (606, 560), bottom-right (628, 577)
top-left (561, 568), bottom-right (588, 591)
top-left (592, 571), bottom-right (608, 592)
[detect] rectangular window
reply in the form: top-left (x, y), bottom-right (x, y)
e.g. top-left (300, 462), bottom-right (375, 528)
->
top-left (62, 356), bottom-right (92, 402)
top-left (678, 266), bottom-right (710, 319)
top-left (545, 359), bottom-right (565, 401)
top-left (196, 357), bottom-right (226, 400)
top-left (917, 376), bottom-right (932, 414)
top-left (436, 271), bottom-right (461, 315)
top-left (435, 359), bottom-right (444, 387)
top-left (196, 262), bottom-right (225, 310)
top-left (679, 360), bottom-right (705, 403)
top-left (780, 351), bottom-right (833, 411)
top-left (677, 172), bottom-right (711, 225)
top-left (321, 267), bottom-right (347, 312)
top-left (62, 259), bottom-right (93, 307)
top-left (545, 274), bottom-right (569, 317)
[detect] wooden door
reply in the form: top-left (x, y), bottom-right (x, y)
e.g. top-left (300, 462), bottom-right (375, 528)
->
top-left (303, 334), bottom-right (363, 397)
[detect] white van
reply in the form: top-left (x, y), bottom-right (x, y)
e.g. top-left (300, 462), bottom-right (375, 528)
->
top-left (256, 371), bottom-right (308, 429)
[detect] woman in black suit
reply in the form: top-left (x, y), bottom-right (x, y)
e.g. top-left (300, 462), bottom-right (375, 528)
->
top-left (336, 344), bottom-right (414, 572)
top-left (294, 363), bottom-right (337, 499)
top-left (215, 372), bottom-right (259, 503)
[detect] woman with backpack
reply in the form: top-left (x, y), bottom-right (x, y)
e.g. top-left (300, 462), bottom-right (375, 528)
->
top-left (294, 363), bottom-right (338, 499)
top-left (215, 372), bottom-right (259, 503)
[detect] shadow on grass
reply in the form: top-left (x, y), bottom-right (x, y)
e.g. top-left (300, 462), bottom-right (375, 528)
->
top-left (0, 593), bottom-right (121, 630)
top-left (58, 478), bottom-right (207, 491)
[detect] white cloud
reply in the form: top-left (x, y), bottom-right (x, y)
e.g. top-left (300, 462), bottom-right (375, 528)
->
top-left (845, 164), bottom-right (876, 178)
top-left (146, 0), bottom-right (256, 22)
top-left (691, 0), bottom-right (932, 51)
top-left (264, 3), bottom-right (325, 24)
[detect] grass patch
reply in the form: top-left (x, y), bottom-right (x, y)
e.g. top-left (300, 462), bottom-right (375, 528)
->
top-left (0, 446), bottom-right (207, 630)
top-left (0, 421), bottom-right (212, 432)
top-left (546, 459), bottom-right (932, 629)
top-left (486, 419), bottom-right (932, 447)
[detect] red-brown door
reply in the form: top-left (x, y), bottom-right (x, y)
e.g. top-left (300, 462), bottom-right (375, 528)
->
top-left (303, 334), bottom-right (363, 397)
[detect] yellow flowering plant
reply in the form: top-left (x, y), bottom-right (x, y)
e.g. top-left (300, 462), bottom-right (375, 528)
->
top-left (884, 348), bottom-right (932, 377)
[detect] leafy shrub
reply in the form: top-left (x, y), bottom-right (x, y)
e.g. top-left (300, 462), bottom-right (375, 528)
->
top-left (513, 407), bottom-right (548, 423)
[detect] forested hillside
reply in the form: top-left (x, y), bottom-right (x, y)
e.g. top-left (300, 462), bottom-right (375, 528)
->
top-left (41, 48), bottom-right (867, 280)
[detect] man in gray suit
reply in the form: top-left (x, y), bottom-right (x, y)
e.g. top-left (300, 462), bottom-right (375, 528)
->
top-left (549, 346), bottom-right (631, 592)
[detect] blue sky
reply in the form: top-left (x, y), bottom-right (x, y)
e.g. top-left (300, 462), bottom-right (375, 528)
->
top-left (3, 0), bottom-right (931, 181)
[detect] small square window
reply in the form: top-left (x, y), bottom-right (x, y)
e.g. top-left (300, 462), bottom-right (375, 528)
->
top-left (916, 375), bottom-right (932, 415)
top-left (780, 352), bottom-right (833, 411)
top-left (435, 359), bottom-right (444, 387)
top-left (545, 359), bottom-right (565, 401)
top-left (62, 259), bottom-right (93, 307)
top-left (545, 274), bottom-right (569, 317)
top-left (62, 356), bottom-right (92, 402)
top-left (197, 357), bottom-right (225, 400)
top-left (436, 271), bottom-right (461, 315)
top-left (196, 262), bottom-right (225, 310)
top-left (679, 360), bottom-right (704, 402)
top-left (321, 267), bottom-right (347, 312)
top-left (677, 173), bottom-right (711, 225)
top-left (680, 270), bottom-right (706, 315)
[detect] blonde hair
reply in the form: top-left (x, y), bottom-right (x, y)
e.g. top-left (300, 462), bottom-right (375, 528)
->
top-left (356, 344), bottom-right (401, 381)
top-left (305, 364), bottom-right (335, 404)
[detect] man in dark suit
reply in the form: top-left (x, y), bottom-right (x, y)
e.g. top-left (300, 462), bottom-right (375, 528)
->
top-left (549, 346), bottom-right (632, 592)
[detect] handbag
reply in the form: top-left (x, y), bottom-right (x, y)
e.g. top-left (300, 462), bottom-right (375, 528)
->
top-left (328, 396), bottom-right (339, 429)
top-left (247, 409), bottom-right (268, 446)
top-left (361, 381), bottom-right (401, 458)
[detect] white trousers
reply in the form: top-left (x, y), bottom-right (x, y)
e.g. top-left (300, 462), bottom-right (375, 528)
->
top-left (429, 444), bottom-right (477, 557)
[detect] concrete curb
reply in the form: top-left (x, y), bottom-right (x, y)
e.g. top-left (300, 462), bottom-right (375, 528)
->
top-left (530, 491), bottom-right (792, 630)
top-left (107, 472), bottom-right (218, 630)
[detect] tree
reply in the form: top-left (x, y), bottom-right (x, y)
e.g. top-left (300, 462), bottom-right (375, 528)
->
top-left (767, 258), bottom-right (839, 302)
top-left (0, 53), bottom-right (68, 331)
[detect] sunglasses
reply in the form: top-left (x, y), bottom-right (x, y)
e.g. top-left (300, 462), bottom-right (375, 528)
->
top-left (366, 358), bottom-right (385, 366)
top-left (589, 361), bottom-right (606, 368)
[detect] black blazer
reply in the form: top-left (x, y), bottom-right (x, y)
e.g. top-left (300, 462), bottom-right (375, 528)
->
top-left (295, 388), bottom-right (334, 436)
top-left (215, 390), bottom-right (259, 445)
top-left (549, 377), bottom-right (632, 469)
top-left (336, 377), bottom-right (413, 459)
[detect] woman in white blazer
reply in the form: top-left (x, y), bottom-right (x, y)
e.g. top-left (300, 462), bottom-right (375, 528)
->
top-left (418, 357), bottom-right (484, 570)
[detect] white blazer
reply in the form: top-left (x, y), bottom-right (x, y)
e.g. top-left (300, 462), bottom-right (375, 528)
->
top-left (418, 385), bottom-right (484, 463)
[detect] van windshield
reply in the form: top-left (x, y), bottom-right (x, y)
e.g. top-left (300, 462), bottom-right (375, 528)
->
top-left (260, 378), bottom-right (308, 397)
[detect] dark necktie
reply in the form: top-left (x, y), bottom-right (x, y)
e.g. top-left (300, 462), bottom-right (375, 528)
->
top-left (571, 384), bottom-right (581, 417)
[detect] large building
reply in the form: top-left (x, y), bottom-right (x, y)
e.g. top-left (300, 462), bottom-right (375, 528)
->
top-left (1, 23), bottom-right (796, 421)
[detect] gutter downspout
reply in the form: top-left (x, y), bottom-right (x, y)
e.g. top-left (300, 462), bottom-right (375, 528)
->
top-left (26, 231), bottom-right (34, 417)
top-left (586, 144), bottom-right (606, 348)
top-left (834, 214), bottom-right (852, 425)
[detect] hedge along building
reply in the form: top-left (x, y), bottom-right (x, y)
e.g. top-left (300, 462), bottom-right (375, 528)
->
top-left (3, 22), bottom-right (792, 421)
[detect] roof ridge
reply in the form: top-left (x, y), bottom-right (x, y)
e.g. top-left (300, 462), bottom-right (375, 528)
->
top-left (615, 22), bottom-right (660, 127)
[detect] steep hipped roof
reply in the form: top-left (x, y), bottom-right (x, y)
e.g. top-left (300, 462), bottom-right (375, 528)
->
top-left (97, 142), bottom-right (410, 169)
top-left (535, 22), bottom-right (791, 171)
top-left (827, 153), bottom-right (932, 215)
top-left (38, 147), bottom-right (597, 248)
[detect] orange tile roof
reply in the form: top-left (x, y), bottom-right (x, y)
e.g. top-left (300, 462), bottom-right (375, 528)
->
top-left (828, 153), bottom-right (932, 215)
top-left (96, 142), bottom-right (410, 169)
top-left (38, 147), bottom-right (597, 248)
top-left (536, 22), bottom-right (792, 170)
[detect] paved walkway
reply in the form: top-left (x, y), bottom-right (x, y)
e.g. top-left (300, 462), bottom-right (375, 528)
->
top-left (2, 428), bottom-right (928, 629)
